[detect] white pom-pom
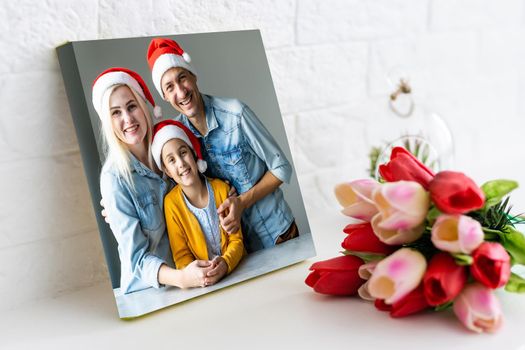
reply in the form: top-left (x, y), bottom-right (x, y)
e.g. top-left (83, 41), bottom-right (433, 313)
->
top-left (182, 52), bottom-right (191, 63)
top-left (153, 105), bottom-right (162, 119)
top-left (197, 159), bottom-right (207, 173)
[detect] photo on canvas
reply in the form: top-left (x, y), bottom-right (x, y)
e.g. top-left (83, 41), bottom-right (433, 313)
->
top-left (56, 30), bottom-right (316, 318)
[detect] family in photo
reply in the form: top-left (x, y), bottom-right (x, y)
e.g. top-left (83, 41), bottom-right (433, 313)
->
top-left (92, 38), bottom-right (299, 295)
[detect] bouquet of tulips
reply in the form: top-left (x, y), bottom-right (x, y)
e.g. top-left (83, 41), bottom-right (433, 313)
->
top-left (305, 147), bottom-right (525, 333)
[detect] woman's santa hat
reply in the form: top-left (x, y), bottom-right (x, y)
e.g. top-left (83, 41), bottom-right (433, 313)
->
top-left (151, 119), bottom-right (207, 173)
top-left (147, 38), bottom-right (196, 98)
top-left (92, 67), bottom-right (162, 119)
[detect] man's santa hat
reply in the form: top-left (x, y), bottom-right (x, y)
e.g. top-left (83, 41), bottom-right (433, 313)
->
top-left (147, 38), bottom-right (196, 97)
top-left (151, 119), bottom-right (207, 173)
top-left (92, 67), bottom-right (162, 119)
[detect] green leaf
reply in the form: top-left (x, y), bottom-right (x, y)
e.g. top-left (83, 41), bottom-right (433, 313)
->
top-left (481, 180), bottom-right (519, 209)
top-left (434, 301), bottom-right (454, 312)
top-left (342, 250), bottom-right (385, 263)
top-left (500, 226), bottom-right (525, 265)
top-left (452, 253), bottom-right (473, 266)
top-left (426, 206), bottom-right (442, 225)
top-left (505, 272), bottom-right (525, 293)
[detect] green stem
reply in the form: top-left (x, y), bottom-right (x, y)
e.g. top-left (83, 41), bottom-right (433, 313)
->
top-left (482, 227), bottom-right (503, 235)
top-left (482, 227), bottom-right (502, 241)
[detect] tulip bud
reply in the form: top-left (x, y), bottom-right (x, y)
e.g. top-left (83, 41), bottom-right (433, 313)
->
top-left (342, 223), bottom-right (397, 255)
top-left (431, 214), bottom-right (484, 254)
top-left (429, 171), bottom-right (485, 214)
top-left (370, 181), bottom-right (429, 245)
top-left (423, 252), bottom-right (468, 306)
top-left (357, 260), bottom-right (379, 301)
top-left (368, 248), bottom-right (427, 304)
top-left (305, 255), bottom-right (365, 296)
top-left (378, 147), bottom-right (435, 189)
top-left (390, 284), bottom-right (430, 318)
top-left (453, 283), bottom-right (503, 333)
top-left (471, 242), bottom-right (511, 289)
top-left (335, 179), bottom-right (380, 221)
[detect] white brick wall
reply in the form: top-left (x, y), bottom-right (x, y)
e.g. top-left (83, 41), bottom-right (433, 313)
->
top-left (1, 0), bottom-right (525, 310)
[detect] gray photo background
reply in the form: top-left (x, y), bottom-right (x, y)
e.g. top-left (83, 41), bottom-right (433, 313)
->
top-left (66, 30), bottom-right (312, 288)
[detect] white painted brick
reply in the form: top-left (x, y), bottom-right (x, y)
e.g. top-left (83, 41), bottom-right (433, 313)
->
top-left (368, 32), bottom-right (482, 98)
top-left (0, 0), bottom-right (98, 73)
top-left (479, 28), bottom-right (525, 75)
top-left (367, 36), bottom-right (423, 97)
top-left (295, 106), bottom-right (368, 173)
top-left (281, 113), bottom-right (297, 157)
top-left (0, 155), bottom-right (97, 249)
top-left (430, 0), bottom-right (523, 30)
top-left (54, 233), bottom-right (109, 294)
top-left (297, 0), bottom-right (428, 44)
top-left (266, 42), bottom-right (368, 114)
top-left (99, 0), bottom-right (295, 49)
top-left (0, 71), bottom-right (79, 162)
top-left (0, 231), bottom-right (108, 311)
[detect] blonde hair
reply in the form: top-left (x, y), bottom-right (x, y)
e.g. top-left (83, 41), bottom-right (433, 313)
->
top-left (99, 84), bottom-right (154, 190)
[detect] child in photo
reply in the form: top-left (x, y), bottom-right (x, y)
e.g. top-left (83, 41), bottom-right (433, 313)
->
top-left (151, 120), bottom-right (245, 286)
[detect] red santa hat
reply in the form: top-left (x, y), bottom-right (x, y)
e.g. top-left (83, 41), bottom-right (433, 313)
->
top-left (147, 38), bottom-right (196, 97)
top-left (151, 119), bottom-right (207, 173)
top-left (92, 67), bottom-right (162, 119)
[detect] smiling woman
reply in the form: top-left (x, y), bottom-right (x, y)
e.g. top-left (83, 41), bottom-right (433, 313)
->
top-left (93, 67), bottom-right (214, 294)
top-left (109, 86), bottom-right (148, 149)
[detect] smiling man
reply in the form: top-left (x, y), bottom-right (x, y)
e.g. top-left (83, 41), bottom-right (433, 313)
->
top-left (147, 38), bottom-right (298, 253)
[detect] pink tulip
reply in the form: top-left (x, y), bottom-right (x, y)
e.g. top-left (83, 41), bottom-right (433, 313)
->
top-left (335, 179), bottom-right (380, 221)
top-left (453, 283), bottom-right (503, 333)
top-left (431, 214), bottom-right (484, 254)
top-left (357, 260), bottom-right (379, 301)
top-left (370, 181), bottom-right (430, 245)
top-left (368, 248), bottom-right (427, 304)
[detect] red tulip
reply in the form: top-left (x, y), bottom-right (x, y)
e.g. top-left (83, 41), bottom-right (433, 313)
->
top-left (378, 147), bottom-right (435, 189)
top-left (390, 285), bottom-right (430, 318)
top-left (374, 299), bottom-right (392, 312)
top-left (471, 242), bottom-right (511, 289)
top-left (423, 252), bottom-right (468, 306)
top-left (429, 171), bottom-right (485, 214)
top-left (342, 223), bottom-right (397, 255)
top-left (374, 285), bottom-right (430, 318)
top-left (305, 255), bottom-right (365, 295)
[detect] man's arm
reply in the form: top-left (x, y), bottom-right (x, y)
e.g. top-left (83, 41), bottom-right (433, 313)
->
top-left (217, 103), bottom-right (291, 233)
top-left (218, 171), bottom-right (282, 233)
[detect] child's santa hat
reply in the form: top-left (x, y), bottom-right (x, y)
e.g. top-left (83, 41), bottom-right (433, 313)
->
top-left (147, 38), bottom-right (196, 97)
top-left (92, 67), bottom-right (162, 119)
top-left (151, 119), bottom-right (207, 173)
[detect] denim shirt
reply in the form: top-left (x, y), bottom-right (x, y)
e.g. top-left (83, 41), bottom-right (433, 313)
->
top-left (100, 154), bottom-right (173, 294)
top-left (178, 94), bottom-right (294, 252)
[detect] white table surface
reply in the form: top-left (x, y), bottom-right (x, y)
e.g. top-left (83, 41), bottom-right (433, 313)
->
top-left (3, 209), bottom-right (525, 350)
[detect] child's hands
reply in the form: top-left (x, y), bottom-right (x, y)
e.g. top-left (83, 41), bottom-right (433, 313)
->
top-left (204, 256), bottom-right (228, 286)
top-left (182, 260), bottom-right (213, 288)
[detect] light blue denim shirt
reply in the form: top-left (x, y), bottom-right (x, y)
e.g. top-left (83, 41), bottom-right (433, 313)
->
top-left (100, 154), bottom-right (173, 294)
top-left (178, 94), bottom-right (295, 252)
top-left (183, 178), bottom-right (222, 259)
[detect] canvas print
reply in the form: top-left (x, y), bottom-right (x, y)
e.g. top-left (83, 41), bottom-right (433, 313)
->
top-left (56, 30), bottom-right (315, 318)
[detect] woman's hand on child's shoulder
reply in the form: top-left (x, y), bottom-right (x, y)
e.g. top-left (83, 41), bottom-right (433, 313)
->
top-left (100, 198), bottom-right (110, 224)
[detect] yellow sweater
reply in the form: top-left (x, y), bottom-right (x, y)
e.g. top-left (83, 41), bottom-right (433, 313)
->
top-left (164, 178), bottom-right (244, 273)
